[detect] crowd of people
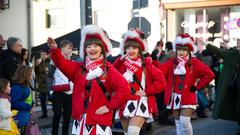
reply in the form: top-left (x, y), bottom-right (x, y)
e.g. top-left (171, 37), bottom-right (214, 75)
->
top-left (0, 25), bottom-right (239, 135)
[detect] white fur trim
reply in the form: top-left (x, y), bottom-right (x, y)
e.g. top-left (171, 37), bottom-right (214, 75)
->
top-left (80, 25), bottom-right (112, 59)
top-left (123, 69), bottom-right (134, 82)
top-left (120, 30), bottom-right (148, 55)
top-left (86, 66), bottom-right (104, 80)
top-left (173, 35), bottom-right (198, 54)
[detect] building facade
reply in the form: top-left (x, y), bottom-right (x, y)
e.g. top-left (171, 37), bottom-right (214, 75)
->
top-left (92, 0), bottom-right (163, 55)
top-left (0, 0), bottom-right (80, 49)
top-left (163, 0), bottom-right (240, 51)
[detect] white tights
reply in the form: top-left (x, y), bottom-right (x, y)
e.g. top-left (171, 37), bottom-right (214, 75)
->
top-left (179, 116), bottom-right (193, 135)
top-left (127, 125), bottom-right (141, 135)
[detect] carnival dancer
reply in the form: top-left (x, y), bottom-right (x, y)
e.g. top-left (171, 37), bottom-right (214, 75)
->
top-left (113, 28), bottom-right (166, 135)
top-left (152, 33), bottom-right (214, 135)
top-left (47, 25), bottom-right (132, 135)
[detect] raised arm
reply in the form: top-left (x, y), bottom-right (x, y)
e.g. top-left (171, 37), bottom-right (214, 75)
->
top-left (206, 44), bottom-right (227, 59)
top-left (47, 37), bottom-right (80, 81)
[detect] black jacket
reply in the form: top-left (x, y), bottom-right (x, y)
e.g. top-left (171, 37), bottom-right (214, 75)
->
top-left (1, 49), bottom-right (21, 81)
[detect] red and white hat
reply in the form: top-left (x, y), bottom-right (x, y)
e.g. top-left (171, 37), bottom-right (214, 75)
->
top-left (173, 33), bottom-right (198, 54)
top-left (119, 28), bottom-right (148, 55)
top-left (80, 25), bottom-right (112, 59)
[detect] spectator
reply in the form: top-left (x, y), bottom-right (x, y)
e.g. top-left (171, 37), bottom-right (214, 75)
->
top-left (47, 25), bottom-right (131, 135)
top-left (1, 37), bottom-right (22, 81)
top-left (19, 48), bottom-right (31, 66)
top-left (151, 41), bottom-right (175, 126)
top-left (0, 79), bottom-right (19, 135)
top-left (50, 40), bottom-right (74, 135)
top-left (151, 39), bottom-right (166, 63)
top-left (208, 39), bottom-right (240, 124)
top-left (0, 34), bottom-right (6, 78)
top-left (10, 65), bottom-right (34, 135)
top-left (35, 50), bottom-right (51, 119)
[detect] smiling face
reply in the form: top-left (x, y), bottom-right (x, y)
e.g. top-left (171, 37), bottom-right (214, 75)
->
top-left (125, 40), bottom-right (141, 60)
top-left (126, 45), bottom-right (140, 60)
top-left (176, 46), bottom-right (189, 58)
top-left (85, 43), bottom-right (103, 60)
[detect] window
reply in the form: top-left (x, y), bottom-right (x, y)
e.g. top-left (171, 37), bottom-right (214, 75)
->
top-left (46, 8), bottom-right (65, 28)
top-left (175, 7), bottom-right (232, 52)
top-left (0, 0), bottom-right (9, 10)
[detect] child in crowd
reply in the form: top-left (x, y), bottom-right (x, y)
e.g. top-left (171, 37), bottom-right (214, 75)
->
top-left (0, 78), bottom-right (19, 135)
top-left (10, 65), bottom-right (34, 135)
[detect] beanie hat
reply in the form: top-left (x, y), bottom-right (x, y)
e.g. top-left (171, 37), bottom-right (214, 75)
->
top-left (119, 28), bottom-right (148, 55)
top-left (172, 33), bottom-right (198, 54)
top-left (80, 25), bottom-right (112, 59)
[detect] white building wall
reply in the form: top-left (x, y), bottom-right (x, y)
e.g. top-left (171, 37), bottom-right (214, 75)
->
top-left (0, 0), bottom-right (29, 49)
top-left (32, 0), bottom-right (80, 46)
top-left (92, 0), bottom-right (164, 55)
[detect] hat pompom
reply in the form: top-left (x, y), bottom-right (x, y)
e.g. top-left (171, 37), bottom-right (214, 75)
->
top-left (173, 33), bottom-right (198, 54)
top-left (120, 29), bottom-right (148, 55)
top-left (80, 25), bottom-right (112, 59)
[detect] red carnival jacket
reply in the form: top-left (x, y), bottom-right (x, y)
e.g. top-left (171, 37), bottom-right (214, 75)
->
top-left (50, 48), bottom-right (132, 126)
top-left (153, 57), bottom-right (214, 105)
top-left (113, 57), bottom-right (166, 115)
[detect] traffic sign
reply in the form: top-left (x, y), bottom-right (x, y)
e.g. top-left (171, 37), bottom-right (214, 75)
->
top-left (128, 17), bottom-right (151, 38)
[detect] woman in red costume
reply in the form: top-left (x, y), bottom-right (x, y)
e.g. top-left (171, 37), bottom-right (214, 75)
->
top-left (153, 33), bottom-right (214, 135)
top-left (47, 25), bottom-right (131, 135)
top-left (113, 28), bottom-right (166, 135)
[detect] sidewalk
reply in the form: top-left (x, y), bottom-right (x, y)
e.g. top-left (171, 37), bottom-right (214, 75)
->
top-left (35, 105), bottom-right (54, 129)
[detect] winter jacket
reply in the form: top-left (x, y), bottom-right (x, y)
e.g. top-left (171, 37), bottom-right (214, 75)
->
top-left (52, 68), bottom-right (73, 94)
top-left (10, 84), bottom-right (32, 127)
top-left (1, 49), bottom-right (20, 81)
top-left (153, 57), bottom-right (214, 105)
top-left (0, 98), bottom-right (12, 130)
top-left (50, 48), bottom-right (132, 126)
top-left (35, 58), bottom-right (51, 93)
top-left (206, 44), bottom-right (240, 121)
top-left (113, 57), bottom-right (166, 115)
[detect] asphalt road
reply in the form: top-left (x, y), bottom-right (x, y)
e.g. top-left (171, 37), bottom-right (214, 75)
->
top-left (153, 117), bottom-right (240, 135)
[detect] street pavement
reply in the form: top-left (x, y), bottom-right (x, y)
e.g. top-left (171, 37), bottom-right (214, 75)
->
top-left (152, 117), bottom-right (240, 135)
top-left (36, 106), bottom-right (240, 135)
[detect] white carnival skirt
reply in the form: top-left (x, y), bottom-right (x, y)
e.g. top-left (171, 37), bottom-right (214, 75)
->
top-left (166, 92), bottom-right (197, 110)
top-left (72, 114), bottom-right (112, 135)
top-left (123, 97), bottom-right (152, 120)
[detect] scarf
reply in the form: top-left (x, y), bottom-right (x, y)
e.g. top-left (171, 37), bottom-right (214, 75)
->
top-left (123, 57), bottom-right (142, 82)
top-left (174, 56), bottom-right (189, 75)
top-left (85, 56), bottom-right (104, 80)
